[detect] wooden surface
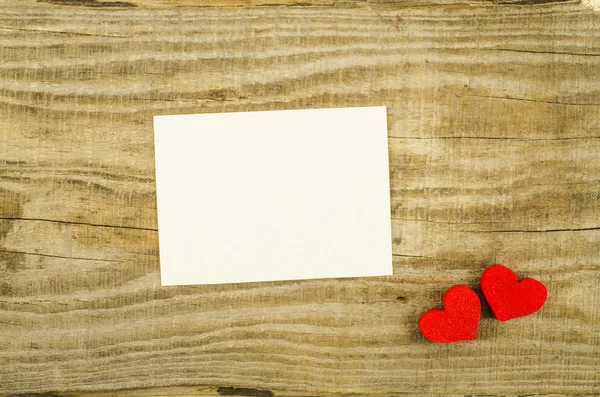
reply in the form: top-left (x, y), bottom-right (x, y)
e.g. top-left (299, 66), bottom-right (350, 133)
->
top-left (1, 0), bottom-right (599, 395)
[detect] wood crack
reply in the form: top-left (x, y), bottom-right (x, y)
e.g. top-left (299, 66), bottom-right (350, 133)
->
top-left (0, 25), bottom-right (130, 38)
top-left (0, 249), bottom-right (122, 262)
top-left (389, 135), bottom-right (600, 141)
top-left (469, 226), bottom-right (600, 233)
top-left (0, 217), bottom-right (157, 232)
top-left (467, 94), bottom-right (600, 106)
top-left (495, 47), bottom-right (600, 57)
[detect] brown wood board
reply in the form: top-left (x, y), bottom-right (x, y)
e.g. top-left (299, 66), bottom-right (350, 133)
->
top-left (0, 0), bottom-right (599, 395)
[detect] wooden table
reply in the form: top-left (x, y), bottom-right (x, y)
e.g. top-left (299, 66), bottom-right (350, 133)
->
top-left (1, 0), bottom-right (599, 396)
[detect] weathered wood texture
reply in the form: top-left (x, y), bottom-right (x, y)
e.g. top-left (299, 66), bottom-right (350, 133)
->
top-left (1, 0), bottom-right (599, 396)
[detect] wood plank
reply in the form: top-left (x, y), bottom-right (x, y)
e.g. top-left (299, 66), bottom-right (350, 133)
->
top-left (0, 0), bottom-right (599, 395)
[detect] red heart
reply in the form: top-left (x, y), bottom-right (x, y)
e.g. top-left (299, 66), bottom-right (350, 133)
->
top-left (418, 285), bottom-right (480, 343)
top-left (480, 264), bottom-right (547, 322)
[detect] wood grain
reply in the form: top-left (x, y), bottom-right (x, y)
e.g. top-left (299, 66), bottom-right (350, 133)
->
top-left (1, 0), bottom-right (599, 395)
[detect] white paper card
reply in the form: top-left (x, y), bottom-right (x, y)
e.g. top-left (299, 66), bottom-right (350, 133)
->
top-left (154, 106), bottom-right (392, 286)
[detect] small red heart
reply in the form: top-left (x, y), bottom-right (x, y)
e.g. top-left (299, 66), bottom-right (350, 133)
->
top-left (480, 264), bottom-right (547, 322)
top-left (418, 285), bottom-right (480, 343)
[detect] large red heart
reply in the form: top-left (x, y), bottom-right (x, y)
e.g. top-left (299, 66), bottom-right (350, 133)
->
top-left (418, 285), bottom-right (481, 343)
top-left (480, 264), bottom-right (547, 322)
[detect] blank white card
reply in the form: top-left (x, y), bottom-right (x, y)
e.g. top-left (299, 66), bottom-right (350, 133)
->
top-left (153, 106), bottom-right (392, 286)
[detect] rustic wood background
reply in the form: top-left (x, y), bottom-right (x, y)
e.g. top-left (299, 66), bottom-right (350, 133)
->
top-left (1, 0), bottom-right (599, 396)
